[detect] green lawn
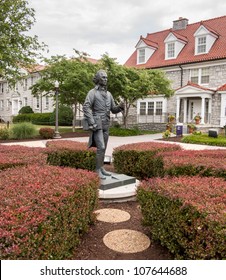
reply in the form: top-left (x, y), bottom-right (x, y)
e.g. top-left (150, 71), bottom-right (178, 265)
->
top-left (182, 133), bottom-right (226, 146)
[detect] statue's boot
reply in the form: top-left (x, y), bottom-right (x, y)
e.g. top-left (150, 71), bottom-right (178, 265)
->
top-left (100, 167), bottom-right (111, 176)
top-left (96, 169), bottom-right (106, 180)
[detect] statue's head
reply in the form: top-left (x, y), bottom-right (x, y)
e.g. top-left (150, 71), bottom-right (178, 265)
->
top-left (93, 69), bottom-right (108, 86)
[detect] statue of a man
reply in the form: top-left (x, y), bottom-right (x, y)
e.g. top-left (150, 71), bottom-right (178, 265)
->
top-left (83, 69), bottom-right (124, 179)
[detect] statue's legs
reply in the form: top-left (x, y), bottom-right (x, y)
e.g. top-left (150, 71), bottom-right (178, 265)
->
top-left (93, 126), bottom-right (111, 179)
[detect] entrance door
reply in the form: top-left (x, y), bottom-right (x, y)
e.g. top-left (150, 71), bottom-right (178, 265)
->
top-left (12, 99), bottom-right (19, 115)
top-left (188, 99), bottom-right (201, 122)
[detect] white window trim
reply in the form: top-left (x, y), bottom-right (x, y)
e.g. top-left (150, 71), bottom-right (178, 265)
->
top-left (190, 67), bottom-right (210, 85)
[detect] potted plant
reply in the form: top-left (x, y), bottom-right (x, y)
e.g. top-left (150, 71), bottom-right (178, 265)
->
top-left (194, 114), bottom-right (201, 124)
top-left (187, 123), bottom-right (197, 133)
top-left (168, 114), bottom-right (175, 123)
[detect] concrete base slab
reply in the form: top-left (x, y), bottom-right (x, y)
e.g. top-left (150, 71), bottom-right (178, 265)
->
top-left (100, 173), bottom-right (136, 191)
top-left (99, 179), bottom-right (140, 202)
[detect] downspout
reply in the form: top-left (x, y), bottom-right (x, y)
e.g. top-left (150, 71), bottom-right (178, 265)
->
top-left (179, 65), bottom-right (183, 87)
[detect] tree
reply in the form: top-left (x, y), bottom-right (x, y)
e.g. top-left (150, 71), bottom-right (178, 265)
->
top-left (31, 53), bottom-right (98, 131)
top-left (0, 0), bottom-right (46, 83)
top-left (100, 54), bottom-right (173, 127)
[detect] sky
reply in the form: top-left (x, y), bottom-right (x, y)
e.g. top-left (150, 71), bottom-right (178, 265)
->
top-left (28, 0), bottom-right (226, 64)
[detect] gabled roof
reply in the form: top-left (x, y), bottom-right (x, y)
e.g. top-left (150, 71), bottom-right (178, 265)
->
top-left (176, 81), bottom-right (216, 92)
top-left (125, 15), bottom-right (226, 68)
top-left (217, 84), bottom-right (226, 91)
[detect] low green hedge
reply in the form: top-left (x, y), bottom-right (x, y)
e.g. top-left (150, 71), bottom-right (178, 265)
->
top-left (113, 142), bottom-right (181, 179)
top-left (0, 164), bottom-right (99, 259)
top-left (46, 140), bottom-right (96, 171)
top-left (161, 149), bottom-right (226, 179)
top-left (137, 176), bottom-right (226, 259)
top-left (182, 134), bottom-right (226, 146)
top-left (13, 113), bottom-right (54, 125)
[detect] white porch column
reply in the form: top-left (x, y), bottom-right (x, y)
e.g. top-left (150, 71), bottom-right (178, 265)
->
top-left (201, 97), bottom-right (205, 124)
top-left (176, 96), bottom-right (180, 123)
top-left (183, 98), bottom-right (187, 123)
top-left (208, 98), bottom-right (212, 124)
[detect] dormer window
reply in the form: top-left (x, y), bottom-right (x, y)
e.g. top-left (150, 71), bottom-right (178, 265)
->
top-left (197, 36), bottom-right (206, 54)
top-left (164, 32), bottom-right (187, 60)
top-left (194, 25), bottom-right (218, 55)
top-left (136, 37), bottom-right (158, 65)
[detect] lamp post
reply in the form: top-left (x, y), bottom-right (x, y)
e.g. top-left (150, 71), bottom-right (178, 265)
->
top-left (53, 80), bottom-right (61, 139)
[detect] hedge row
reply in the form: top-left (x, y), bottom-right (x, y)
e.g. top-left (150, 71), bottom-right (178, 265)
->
top-left (113, 142), bottom-right (226, 180)
top-left (46, 140), bottom-right (96, 171)
top-left (162, 149), bottom-right (226, 179)
top-left (0, 164), bottom-right (99, 259)
top-left (12, 113), bottom-right (54, 125)
top-left (0, 145), bottom-right (47, 170)
top-left (137, 176), bottom-right (226, 259)
top-left (113, 142), bottom-right (182, 179)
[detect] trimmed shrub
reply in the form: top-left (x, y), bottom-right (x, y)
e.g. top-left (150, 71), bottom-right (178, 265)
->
top-left (113, 142), bottom-right (181, 179)
top-left (18, 106), bottom-right (34, 114)
top-left (10, 122), bottom-right (37, 139)
top-left (13, 113), bottom-right (54, 125)
top-left (0, 127), bottom-right (9, 140)
top-left (46, 140), bottom-right (96, 171)
top-left (161, 149), bottom-right (226, 179)
top-left (137, 176), bottom-right (226, 259)
top-left (0, 165), bottom-right (99, 259)
top-left (0, 145), bottom-right (47, 170)
top-left (182, 134), bottom-right (226, 147)
top-left (39, 127), bottom-right (54, 139)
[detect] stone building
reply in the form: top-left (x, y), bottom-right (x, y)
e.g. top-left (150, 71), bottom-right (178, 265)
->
top-left (125, 15), bottom-right (226, 129)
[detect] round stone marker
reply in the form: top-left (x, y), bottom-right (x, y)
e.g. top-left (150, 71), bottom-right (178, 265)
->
top-left (94, 208), bottom-right (130, 223)
top-left (103, 229), bottom-right (151, 253)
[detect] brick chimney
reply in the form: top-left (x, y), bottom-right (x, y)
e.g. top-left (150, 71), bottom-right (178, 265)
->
top-left (173, 17), bottom-right (189, 30)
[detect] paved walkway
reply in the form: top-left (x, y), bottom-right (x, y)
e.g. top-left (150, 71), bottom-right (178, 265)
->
top-left (2, 133), bottom-right (226, 156)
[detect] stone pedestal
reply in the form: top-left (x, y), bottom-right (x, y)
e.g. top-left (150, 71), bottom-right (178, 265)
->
top-left (99, 173), bottom-right (138, 202)
top-left (100, 173), bottom-right (136, 191)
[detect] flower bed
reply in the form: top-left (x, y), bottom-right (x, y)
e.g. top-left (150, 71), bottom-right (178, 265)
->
top-left (46, 140), bottom-right (96, 171)
top-left (137, 176), bottom-right (226, 259)
top-left (161, 149), bottom-right (226, 178)
top-left (113, 142), bottom-right (181, 179)
top-left (0, 145), bottom-right (47, 170)
top-left (0, 164), bottom-right (99, 259)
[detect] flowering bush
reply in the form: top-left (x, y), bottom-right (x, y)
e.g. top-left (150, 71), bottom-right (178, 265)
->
top-left (0, 164), bottom-right (99, 259)
top-left (46, 140), bottom-right (96, 171)
top-left (161, 149), bottom-right (226, 178)
top-left (0, 145), bottom-right (47, 170)
top-left (137, 176), bottom-right (226, 259)
top-left (39, 127), bottom-right (54, 139)
top-left (113, 142), bottom-right (181, 179)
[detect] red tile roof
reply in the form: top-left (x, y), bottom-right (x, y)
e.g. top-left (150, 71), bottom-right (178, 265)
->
top-left (176, 81), bottom-right (216, 92)
top-left (125, 15), bottom-right (226, 69)
top-left (217, 84), bottom-right (226, 91)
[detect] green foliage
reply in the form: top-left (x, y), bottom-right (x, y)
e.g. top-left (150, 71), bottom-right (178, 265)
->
top-left (46, 140), bottom-right (96, 171)
top-left (0, 127), bottom-right (9, 140)
top-left (162, 129), bottom-right (171, 138)
top-left (18, 106), bottom-right (34, 114)
top-left (10, 122), bottom-right (37, 139)
top-left (13, 113), bottom-right (54, 125)
top-left (113, 142), bottom-right (181, 179)
top-left (49, 104), bottom-right (73, 126)
top-left (182, 134), bottom-right (226, 146)
top-left (0, 0), bottom-right (46, 83)
top-left (109, 127), bottom-right (155, 136)
top-left (39, 127), bottom-right (54, 139)
top-left (137, 177), bottom-right (226, 259)
top-left (0, 165), bottom-right (99, 259)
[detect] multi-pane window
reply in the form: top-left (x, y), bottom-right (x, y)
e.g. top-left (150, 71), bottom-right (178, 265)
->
top-left (156, 101), bottom-right (163, 115)
top-left (197, 36), bottom-right (206, 54)
top-left (0, 100), bottom-right (4, 110)
top-left (140, 102), bottom-right (146, 115)
top-left (24, 79), bottom-right (28, 90)
top-left (190, 69), bottom-right (199, 83)
top-left (45, 96), bottom-right (49, 109)
top-left (190, 68), bottom-right (209, 84)
top-left (167, 43), bottom-right (175, 58)
top-left (23, 97), bottom-right (28, 106)
top-left (201, 68), bottom-right (209, 84)
top-left (147, 102), bottom-right (154, 115)
top-left (138, 49), bottom-right (145, 64)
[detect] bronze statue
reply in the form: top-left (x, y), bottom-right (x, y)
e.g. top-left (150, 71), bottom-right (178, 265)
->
top-left (83, 69), bottom-right (124, 179)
